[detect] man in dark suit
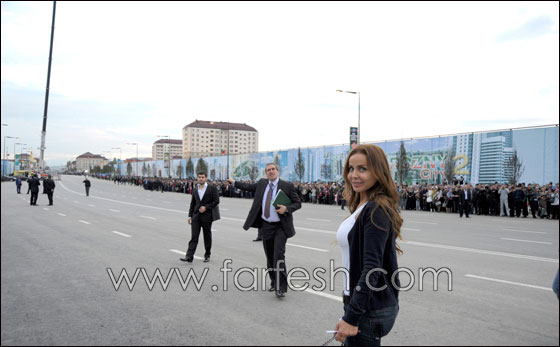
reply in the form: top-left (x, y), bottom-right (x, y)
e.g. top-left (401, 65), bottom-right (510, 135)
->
top-left (228, 163), bottom-right (302, 298)
top-left (44, 174), bottom-right (56, 205)
top-left (28, 174), bottom-right (41, 206)
top-left (181, 171), bottom-right (220, 263)
top-left (459, 184), bottom-right (472, 218)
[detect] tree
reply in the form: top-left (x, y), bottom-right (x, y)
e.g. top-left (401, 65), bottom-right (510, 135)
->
top-left (210, 168), bottom-right (216, 180)
top-left (176, 164), bottom-right (183, 179)
top-left (396, 141), bottom-right (410, 185)
top-left (142, 162), bottom-right (147, 176)
top-left (506, 149), bottom-right (525, 185)
top-left (274, 153), bottom-right (280, 173)
top-left (294, 147), bottom-right (305, 182)
top-left (186, 157), bottom-right (194, 178)
top-left (126, 162), bottom-right (132, 176)
top-left (147, 164), bottom-right (152, 177)
top-left (444, 147), bottom-right (455, 184)
top-left (195, 157), bottom-right (208, 176)
top-left (249, 162), bottom-right (259, 181)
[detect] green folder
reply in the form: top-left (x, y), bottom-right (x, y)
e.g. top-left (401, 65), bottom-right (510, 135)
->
top-left (272, 189), bottom-right (292, 209)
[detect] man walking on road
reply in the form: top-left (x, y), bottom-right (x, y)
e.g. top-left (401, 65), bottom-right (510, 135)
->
top-left (227, 163), bottom-right (301, 298)
top-left (459, 184), bottom-right (472, 218)
top-left (44, 174), bottom-right (56, 205)
top-left (83, 177), bottom-right (91, 196)
top-left (28, 174), bottom-right (40, 206)
top-left (180, 171), bottom-right (220, 263)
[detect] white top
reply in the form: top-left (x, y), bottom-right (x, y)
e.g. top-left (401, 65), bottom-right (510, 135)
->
top-left (336, 203), bottom-right (366, 296)
top-left (197, 183), bottom-right (208, 201)
top-left (262, 178), bottom-right (280, 222)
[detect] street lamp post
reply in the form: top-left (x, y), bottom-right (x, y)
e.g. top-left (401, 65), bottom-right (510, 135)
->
top-left (127, 143), bottom-right (139, 176)
top-left (112, 147), bottom-right (122, 175)
top-left (336, 90), bottom-right (361, 145)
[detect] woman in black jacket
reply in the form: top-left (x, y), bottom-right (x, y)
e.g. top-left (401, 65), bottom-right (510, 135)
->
top-left (334, 144), bottom-right (403, 346)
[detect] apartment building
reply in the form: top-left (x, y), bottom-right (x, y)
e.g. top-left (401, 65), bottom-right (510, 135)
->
top-left (152, 139), bottom-right (183, 161)
top-left (182, 120), bottom-right (258, 158)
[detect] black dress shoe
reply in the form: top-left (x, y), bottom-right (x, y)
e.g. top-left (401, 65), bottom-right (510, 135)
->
top-left (253, 238), bottom-right (262, 242)
top-left (180, 257), bottom-right (193, 263)
top-left (203, 256), bottom-right (210, 263)
top-left (268, 285), bottom-right (276, 292)
top-left (275, 290), bottom-right (285, 298)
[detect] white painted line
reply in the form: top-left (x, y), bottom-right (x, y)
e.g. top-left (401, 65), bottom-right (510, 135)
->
top-left (88, 204), bottom-right (95, 207)
top-left (403, 240), bottom-right (558, 263)
top-left (307, 218), bottom-right (331, 222)
top-left (222, 216), bottom-right (245, 222)
top-left (402, 227), bottom-right (421, 231)
top-left (287, 243), bottom-right (328, 252)
top-left (220, 208), bottom-right (229, 211)
top-left (43, 208), bottom-right (49, 211)
top-left (109, 209), bottom-right (120, 212)
top-left (406, 220), bottom-right (437, 225)
top-left (297, 226), bottom-right (336, 235)
top-left (304, 289), bottom-right (342, 302)
top-left (465, 274), bottom-right (552, 291)
top-left (500, 238), bottom-right (552, 245)
top-left (73, 201), bottom-right (79, 203)
top-left (57, 213), bottom-right (66, 217)
top-left (112, 231), bottom-right (131, 238)
top-left (212, 229), bottom-right (217, 232)
top-left (140, 216), bottom-right (156, 220)
top-left (169, 249), bottom-right (204, 260)
top-left (503, 229), bottom-right (547, 234)
top-left (78, 220), bottom-right (91, 225)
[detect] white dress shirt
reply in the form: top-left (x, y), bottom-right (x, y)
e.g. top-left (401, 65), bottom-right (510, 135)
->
top-left (262, 178), bottom-right (281, 223)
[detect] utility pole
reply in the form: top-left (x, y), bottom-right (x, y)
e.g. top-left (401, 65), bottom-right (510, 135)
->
top-left (39, 1), bottom-right (56, 171)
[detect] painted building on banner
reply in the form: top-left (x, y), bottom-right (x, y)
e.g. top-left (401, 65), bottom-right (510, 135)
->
top-left (116, 125), bottom-right (558, 185)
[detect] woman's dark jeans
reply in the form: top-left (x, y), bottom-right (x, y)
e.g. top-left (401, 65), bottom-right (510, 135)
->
top-left (343, 304), bottom-right (399, 346)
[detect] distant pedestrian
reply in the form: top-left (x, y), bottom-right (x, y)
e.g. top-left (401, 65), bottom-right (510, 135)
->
top-left (15, 176), bottom-right (22, 194)
top-left (459, 184), bottom-right (472, 218)
top-left (44, 174), bottom-right (56, 205)
top-left (83, 177), bottom-right (91, 196)
top-left (28, 174), bottom-right (40, 206)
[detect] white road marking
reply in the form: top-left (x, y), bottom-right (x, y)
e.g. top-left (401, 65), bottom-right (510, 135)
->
top-left (403, 240), bottom-right (558, 263)
top-left (502, 229), bottom-right (547, 234)
top-left (112, 231), bottom-right (131, 238)
top-left (306, 218), bottom-right (331, 222)
top-left (465, 274), bottom-right (552, 291)
top-left (287, 243), bottom-right (328, 252)
top-left (43, 208), bottom-right (49, 211)
top-left (57, 213), bottom-right (66, 217)
top-left (402, 227), bottom-right (421, 231)
top-left (88, 204), bottom-right (95, 207)
top-left (140, 216), bottom-right (156, 220)
top-left (109, 209), bottom-right (120, 212)
top-left (170, 249), bottom-right (204, 260)
top-left (303, 289), bottom-right (342, 302)
top-left (500, 238), bottom-right (552, 245)
top-left (78, 220), bottom-right (91, 225)
top-left (296, 227), bottom-right (336, 235)
top-left (73, 201), bottom-right (79, 203)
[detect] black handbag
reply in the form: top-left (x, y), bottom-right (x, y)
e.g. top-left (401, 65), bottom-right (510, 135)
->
top-left (212, 205), bottom-right (221, 222)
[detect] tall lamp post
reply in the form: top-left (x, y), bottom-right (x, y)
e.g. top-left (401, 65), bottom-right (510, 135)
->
top-left (127, 143), bottom-right (139, 176)
top-left (3, 135), bottom-right (19, 176)
top-left (156, 135), bottom-right (171, 178)
top-left (336, 89), bottom-right (361, 145)
top-left (112, 147), bottom-right (122, 175)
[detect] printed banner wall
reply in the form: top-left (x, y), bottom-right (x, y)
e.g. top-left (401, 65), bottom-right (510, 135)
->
top-left (116, 125), bottom-right (558, 185)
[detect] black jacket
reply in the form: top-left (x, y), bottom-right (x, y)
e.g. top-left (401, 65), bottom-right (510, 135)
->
top-left (235, 179), bottom-right (301, 238)
top-left (344, 200), bottom-right (400, 326)
top-left (28, 177), bottom-right (41, 193)
top-left (189, 184), bottom-right (219, 223)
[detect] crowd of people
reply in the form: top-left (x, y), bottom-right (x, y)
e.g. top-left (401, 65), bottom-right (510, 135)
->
top-left (88, 174), bottom-right (559, 220)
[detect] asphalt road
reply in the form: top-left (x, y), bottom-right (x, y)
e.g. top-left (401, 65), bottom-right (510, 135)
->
top-left (2, 175), bottom-right (558, 345)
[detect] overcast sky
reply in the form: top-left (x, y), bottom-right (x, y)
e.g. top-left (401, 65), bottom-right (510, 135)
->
top-left (1, 1), bottom-right (558, 167)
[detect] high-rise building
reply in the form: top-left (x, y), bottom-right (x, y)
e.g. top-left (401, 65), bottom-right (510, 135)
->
top-left (152, 139), bottom-right (183, 161)
top-left (182, 120), bottom-right (258, 158)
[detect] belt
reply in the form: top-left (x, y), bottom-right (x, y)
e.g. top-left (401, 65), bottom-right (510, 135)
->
top-left (343, 294), bottom-right (351, 305)
top-left (263, 220), bottom-right (281, 225)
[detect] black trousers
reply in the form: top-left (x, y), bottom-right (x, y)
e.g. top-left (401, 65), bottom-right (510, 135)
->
top-left (85, 187), bottom-right (90, 196)
top-left (47, 192), bottom-right (54, 205)
top-left (261, 222), bottom-right (288, 292)
top-left (30, 191), bottom-right (38, 205)
top-left (186, 219), bottom-right (212, 258)
top-left (459, 201), bottom-right (470, 217)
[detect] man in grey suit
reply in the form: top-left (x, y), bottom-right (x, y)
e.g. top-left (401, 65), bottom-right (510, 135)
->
top-left (228, 163), bottom-right (301, 298)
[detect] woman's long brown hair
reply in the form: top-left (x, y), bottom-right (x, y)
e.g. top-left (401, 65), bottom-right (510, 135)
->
top-left (343, 144), bottom-right (403, 254)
